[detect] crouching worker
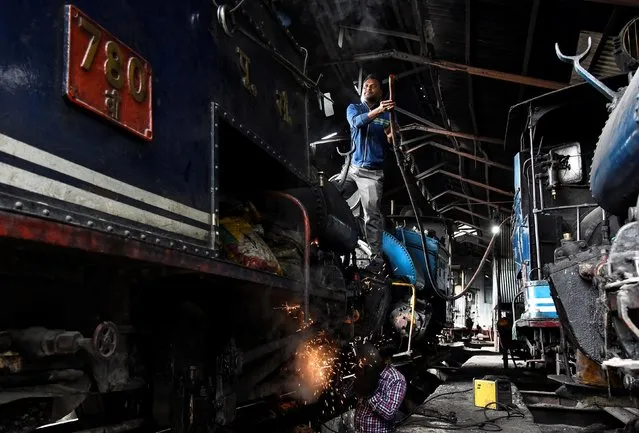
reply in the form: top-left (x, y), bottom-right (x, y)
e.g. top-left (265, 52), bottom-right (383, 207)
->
top-left (353, 343), bottom-right (407, 433)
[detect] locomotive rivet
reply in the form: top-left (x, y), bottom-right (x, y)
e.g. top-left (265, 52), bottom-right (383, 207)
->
top-left (87, 221), bottom-right (94, 227)
top-left (65, 215), bottom-right (73, 222)
top-left (215, 165), bottom-right (219, 169)
top-left (215, 231), bottom-right (220, 236)
top-left (42, 209), bottom-right (50, 216)
top-left (14, 201), bottom-right (22, 209)
top-left (182, 245), bottom-right (187, 250)
top-left (195, 248), bottom-right (199, 253)
top-left (140, 234), bottom-right (146, 240)
top-left (205, 251), bottom-right (210, 256)
top-left (215, 187), bottom-right (219, 191)
top-left (107, 226), bottom-right (113, 231)
top-left (156, 238), bottom-right (161, 243)
top-left (170, 241), bottom-right (175, 247)
top-left (124, 230), bottom-right (130, 236)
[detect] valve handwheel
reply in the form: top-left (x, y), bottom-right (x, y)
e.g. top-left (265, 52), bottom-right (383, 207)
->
top-left (92, 321), bottom-right (118, 359)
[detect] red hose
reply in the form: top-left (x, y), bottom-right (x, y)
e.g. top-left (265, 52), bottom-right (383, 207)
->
top-left (269, 191), bottom-right (310, 324)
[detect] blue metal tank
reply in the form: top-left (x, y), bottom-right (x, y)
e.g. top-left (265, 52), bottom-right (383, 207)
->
top-left (395, 227), bottom-right (449, 294)
top-left (590, 69), bottom-right (639, 215)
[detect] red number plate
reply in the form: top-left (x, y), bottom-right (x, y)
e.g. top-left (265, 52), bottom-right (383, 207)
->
top-left (63, 5), bottom-right (153, 141)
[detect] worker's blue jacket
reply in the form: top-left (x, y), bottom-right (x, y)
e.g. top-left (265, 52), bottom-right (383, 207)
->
top-left (346, 102), bottom-right (391, 170)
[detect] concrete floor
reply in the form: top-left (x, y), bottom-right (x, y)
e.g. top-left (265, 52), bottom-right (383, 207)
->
top-left (322, 352), bottom-right (625, 433)
top-left (396, 378), bottom-right (541, 433)
top-left (396, 353), bottom-right (621, 433)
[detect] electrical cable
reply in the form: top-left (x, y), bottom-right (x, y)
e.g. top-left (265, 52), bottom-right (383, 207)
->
top-left (405, 400), bottom-right (524, 432)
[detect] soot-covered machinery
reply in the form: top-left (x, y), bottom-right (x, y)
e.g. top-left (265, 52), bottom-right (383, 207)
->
top-left (507, 18), bottom-right (639, 394)
top-left (0, 2), bottom-right (453, 432)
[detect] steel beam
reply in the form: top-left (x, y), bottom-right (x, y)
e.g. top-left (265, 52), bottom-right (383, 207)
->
top-left (439, 200), bottom-right (463, 214)
top-left (421, 170), bottom-right (514, 197)
top-left (518, 0), bottom-right (540, 102)
top-left (382, 67), bottom-right (429, 84)
top-left (407, 141), bottom-right (513, 171)
top-left (401, 123), bottom-right (503, 145)
top-left (431, 190), bottom-right (450, 201)
top-left (401, 135), bottom-right (436, 147)
top-left (339, 25), bottom-right (421, 42)
top-left (415, 162), bottom-right (447, 179)
top-left (585, 0), bottom-right (639, 6)
top-left (436, 190), bottom-right (511, 213)
top-left (589, 8), bottom-right (619, 72)
top-left (316, 50), bottom-right (566, 90)
top-left (447, 206), bottom-right (491, 221)
top-left (395, 107), bottom-right (443, 129)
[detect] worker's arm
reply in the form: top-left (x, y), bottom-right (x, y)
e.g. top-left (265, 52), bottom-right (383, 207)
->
top-left (367, 376), bottom-right (407, 420)
top-left (347, 101), bottom-right (395, 129)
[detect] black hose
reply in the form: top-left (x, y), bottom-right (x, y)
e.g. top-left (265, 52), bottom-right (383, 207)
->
top-left (389, 109), bottom-right (509, 302)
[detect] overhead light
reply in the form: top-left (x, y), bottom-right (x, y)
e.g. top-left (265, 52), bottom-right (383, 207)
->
top-left (321, 132), bottom-right (338, 140)
top-left (491, 225), bottom-right (500, 235)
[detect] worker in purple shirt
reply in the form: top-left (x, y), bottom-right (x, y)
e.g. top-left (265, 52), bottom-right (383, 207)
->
top-left (353, 343), bottom-right (407, 433)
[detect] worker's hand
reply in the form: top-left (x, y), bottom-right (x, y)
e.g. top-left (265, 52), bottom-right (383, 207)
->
top-left (375, 100), bottom-right (395, 115)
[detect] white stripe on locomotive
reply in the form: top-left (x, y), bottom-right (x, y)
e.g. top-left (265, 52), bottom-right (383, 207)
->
top-left (0, 161), bottom-right (208, 240)
top-left (0, 133), bottom-right (210, 225)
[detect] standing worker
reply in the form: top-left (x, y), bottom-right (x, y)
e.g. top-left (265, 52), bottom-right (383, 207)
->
top-left (339, 74), bottom-right (396, 270)
top-left (353, 343), bottom-right (407, 433)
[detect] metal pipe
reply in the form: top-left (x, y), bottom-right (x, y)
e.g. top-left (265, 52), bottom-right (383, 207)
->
top-left (268, 192), bottom-right (310, 323)
top-left (538, 177), bottom-right (545, 211)
top-left (533, 203), bottom-right (598, 213)
top-left (576, 207), bottom-right (581, 241)
top-left (529, 120), bottom-right (542, 280)
top-left (391, 282), bottom-right (416, 358)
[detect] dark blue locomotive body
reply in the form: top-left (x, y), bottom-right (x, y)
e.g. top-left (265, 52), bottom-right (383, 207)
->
top-left (0, 2), bottom-right (357, 432)
top-left (0, 0), bottom-right (312, 251)
top-left (0, 2), bottom-right (453, 432)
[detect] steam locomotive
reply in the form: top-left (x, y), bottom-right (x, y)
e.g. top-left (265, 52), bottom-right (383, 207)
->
top-left (507, 18), bottom-right (639, 395)
top-left (0, 2), bottom-right (451, 432)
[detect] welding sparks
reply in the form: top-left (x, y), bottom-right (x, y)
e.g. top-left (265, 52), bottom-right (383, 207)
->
top-left (294, 332), bottom-right (339, 402)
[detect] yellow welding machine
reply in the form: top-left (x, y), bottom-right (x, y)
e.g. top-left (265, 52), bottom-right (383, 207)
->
top-left (473, 376), bottom-right (512, 410)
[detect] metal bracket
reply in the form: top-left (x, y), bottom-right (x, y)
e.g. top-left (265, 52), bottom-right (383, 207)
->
top-left (555, 36), bottom-right (618, 104)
